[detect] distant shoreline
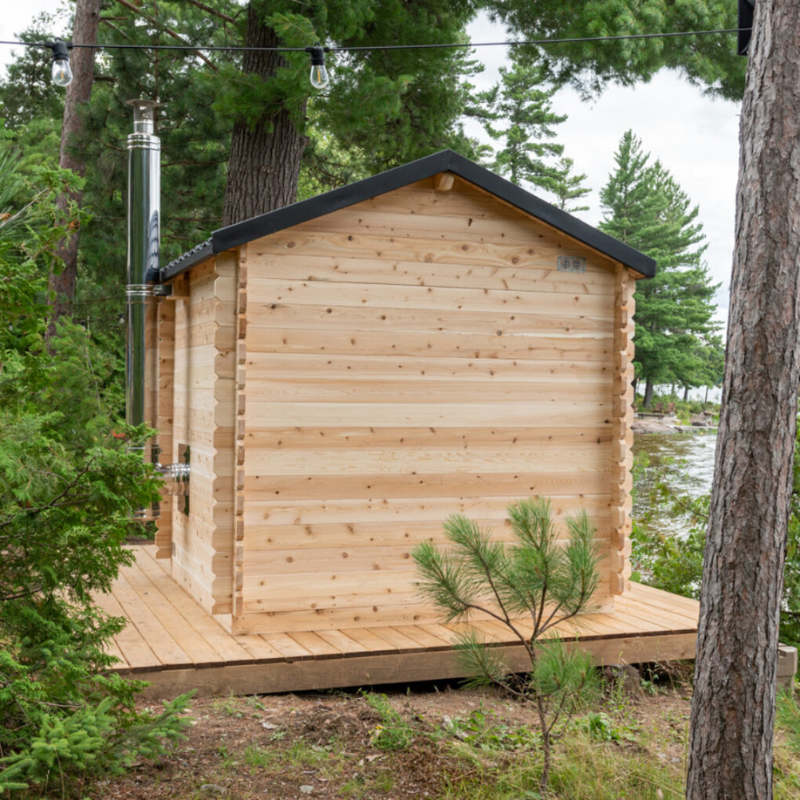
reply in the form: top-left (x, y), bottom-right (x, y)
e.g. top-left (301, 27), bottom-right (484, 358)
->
top-left (633, 418), bottom-right (717, 435)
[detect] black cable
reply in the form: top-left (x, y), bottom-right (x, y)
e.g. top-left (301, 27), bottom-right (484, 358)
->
top-left (0, 27), bottom-right (752, 56)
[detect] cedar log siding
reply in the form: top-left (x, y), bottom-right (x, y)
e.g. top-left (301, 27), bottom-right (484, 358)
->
top-left (166, 256), bottom-right (237, 615)
top-left (229, 175), bottom-right (635, 635)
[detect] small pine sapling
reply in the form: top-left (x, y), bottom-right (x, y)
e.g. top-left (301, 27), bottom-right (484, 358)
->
top-left (413, 497), bottom-right (601, 795)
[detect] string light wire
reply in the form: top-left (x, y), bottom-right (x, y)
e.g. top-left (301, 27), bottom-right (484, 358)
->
top-left (0, 27), bottom-right (752, 56)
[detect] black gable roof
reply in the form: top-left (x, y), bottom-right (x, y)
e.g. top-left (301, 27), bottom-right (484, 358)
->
top-left (161, 149), bottom-right (656, 281)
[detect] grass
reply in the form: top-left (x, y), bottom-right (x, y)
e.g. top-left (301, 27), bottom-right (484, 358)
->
top-left (89, 682), bottom-right (800, 799)
top-left (363, 692), bottom-right (415, 750)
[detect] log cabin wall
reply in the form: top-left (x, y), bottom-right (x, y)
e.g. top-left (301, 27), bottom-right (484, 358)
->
top-left (153, 296), bottom-right (176, 559)
top-left (232, 174), bottom-right (632, 635)
top-left (161, 256), bottom-right (237, 615)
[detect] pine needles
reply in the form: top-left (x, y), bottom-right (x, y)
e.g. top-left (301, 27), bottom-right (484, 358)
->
top-left (413, 497), bottom-right (602, 795)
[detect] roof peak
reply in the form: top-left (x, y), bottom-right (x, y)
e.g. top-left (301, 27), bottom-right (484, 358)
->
top-left (162, 149), bottom-right (655, 280)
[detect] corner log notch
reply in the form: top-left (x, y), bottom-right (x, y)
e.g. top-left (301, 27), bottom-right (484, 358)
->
top-left (233, 244), bottom-right (249, 622)
top-left (167, 255), bottom-right (237, 616)
top-left (610, 264), bottom-right (636, 594)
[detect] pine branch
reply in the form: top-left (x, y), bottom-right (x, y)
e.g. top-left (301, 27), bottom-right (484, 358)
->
top-left (99, 18), bottom-right (134, 43)
top-left (112, 0), bottom-right (219, 71)
top-left (183, 0), bottom-right (238, 24)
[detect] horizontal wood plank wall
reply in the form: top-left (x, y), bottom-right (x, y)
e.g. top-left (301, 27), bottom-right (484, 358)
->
top-left (238, 175), bottom-right (620, 634)
top-left (169, 259), bottom-right (235, 615)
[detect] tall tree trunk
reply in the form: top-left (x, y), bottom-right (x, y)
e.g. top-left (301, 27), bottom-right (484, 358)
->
top-left (683, 385), bottom-right (689, 402)
top-left (222, 3), bottom-right (307, 226)
top-left (686, 1), bottom-right (800, 797)
top-left (705, 384), bottom-right (709, 404)
top-left (643, 378), bottom-right (654, 410)
top-left (47, 0), bottom-right (102, 335)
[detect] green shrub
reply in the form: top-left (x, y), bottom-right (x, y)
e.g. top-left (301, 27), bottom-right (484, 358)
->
top-left (0, 147), bottom-right (192, 796)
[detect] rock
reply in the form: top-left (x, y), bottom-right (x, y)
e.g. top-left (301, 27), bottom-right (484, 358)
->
top-left (199, 785), bottom-right (227, 797)
top-left (441, 715), bottom-right (467, 740)
top-left (604, 664), bottom-right (642, 697)
top-left (300, 785), bottom-right (314, 794)
top-left (631, 418), bottom-right (679, 434)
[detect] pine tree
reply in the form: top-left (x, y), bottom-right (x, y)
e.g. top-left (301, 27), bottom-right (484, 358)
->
top-left (476, 57), bottom-right (566, 192)
top-left (599, 131), bottom-right (719, 408)
top-left (687, 0), bottom-right (800, 789)
top-left (218, 0), bottom-right (483, 224)
top-left (550, 157), bottom-right (591, 213)
top-left (48, 0), bottom-right (103, 335)
top-left (413, 498), bottom-right (600, 795)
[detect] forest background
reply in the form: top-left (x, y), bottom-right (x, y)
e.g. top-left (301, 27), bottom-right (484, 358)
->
top-left (0, 2), bottom-right (741, 340)
top-left (0, 0), bottom-right (732, 402)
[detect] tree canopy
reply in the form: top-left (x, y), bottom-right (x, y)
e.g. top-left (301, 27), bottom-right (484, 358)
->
top-left (484, 0), bottom-right (745, 100)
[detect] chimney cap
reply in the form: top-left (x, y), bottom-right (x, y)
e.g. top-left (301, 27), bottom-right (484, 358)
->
top-left (127, 99), bottom-right (163, 133)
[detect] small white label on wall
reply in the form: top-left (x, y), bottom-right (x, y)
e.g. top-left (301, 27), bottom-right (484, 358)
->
top-left (557, 255), bottom-right (586, 273)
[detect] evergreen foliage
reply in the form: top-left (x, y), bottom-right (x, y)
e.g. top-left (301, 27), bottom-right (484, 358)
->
top-left (550, 157), bottom-right (591, 213)
top-left (413, 498), bottom-right (601, 794)
top-left (475, 57), bottom-right (566, 192)
top-left (0, 16), bottom-right (65, 130)
top-left (599, 131), bottom-right (720, 406)
top-left (485, 0), bottom-right (746, 101)
top-left (0, 146), bottom-right (192, 795)
top-left (309, 0), bottom-right (486, 173)
top-left (0, 2), bottom-right (745, 341)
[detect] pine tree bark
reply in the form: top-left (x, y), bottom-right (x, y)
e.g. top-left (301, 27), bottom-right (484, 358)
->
top-left (222, 3), bottom-right (308, 226)
top-left (47, 0), bottom-right (102, 334)
top-left (686, 1), bottom-right (800, 797)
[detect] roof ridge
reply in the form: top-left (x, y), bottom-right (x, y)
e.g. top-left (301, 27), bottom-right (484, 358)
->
top-left (161, 149), bottom-right (656, 280)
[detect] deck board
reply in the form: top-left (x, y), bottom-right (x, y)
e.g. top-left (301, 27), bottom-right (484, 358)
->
top-left (314, 628), bottom-right (370, 656)
top-left (112, 569), bottom-right (192, 666)
top-left (95, 582), bottom-right (161, 670)
top-left (119, 562), bottom-right (222, 665)
top-left (135, 547), bottom-right (254, 664)
top-left (288, 630), bottom-right (344, 658)
top-left (101, 546), bottom-right (700, 698)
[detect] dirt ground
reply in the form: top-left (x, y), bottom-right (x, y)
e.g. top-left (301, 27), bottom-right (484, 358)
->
top-left (84, 671), bottom-right (698, 800)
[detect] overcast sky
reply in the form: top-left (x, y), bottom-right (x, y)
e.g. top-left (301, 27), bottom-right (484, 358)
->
top-left (1, 4), bottom-right (741, 327)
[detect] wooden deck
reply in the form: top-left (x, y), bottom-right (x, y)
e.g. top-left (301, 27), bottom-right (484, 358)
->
top-left (97, 546), bottom-right (700, 699)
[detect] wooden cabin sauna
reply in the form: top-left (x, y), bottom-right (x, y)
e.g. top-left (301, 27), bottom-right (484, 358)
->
top-left (148, 149), bottom-right (655, 638)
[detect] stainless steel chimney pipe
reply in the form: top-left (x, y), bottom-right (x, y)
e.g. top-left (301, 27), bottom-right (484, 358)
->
top-left (125, 100), bottom-right (190, 519)
top-left (125, 99), bottom-right (160, 451)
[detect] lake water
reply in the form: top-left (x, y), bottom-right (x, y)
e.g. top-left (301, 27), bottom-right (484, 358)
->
top-left (632, 432), bottom-right (718, 537)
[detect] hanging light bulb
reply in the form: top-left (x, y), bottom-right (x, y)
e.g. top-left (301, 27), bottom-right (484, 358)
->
top-left (49, 40), bottom-right (73, 88)
top-left (306, 44), bottom-right (329, 90)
